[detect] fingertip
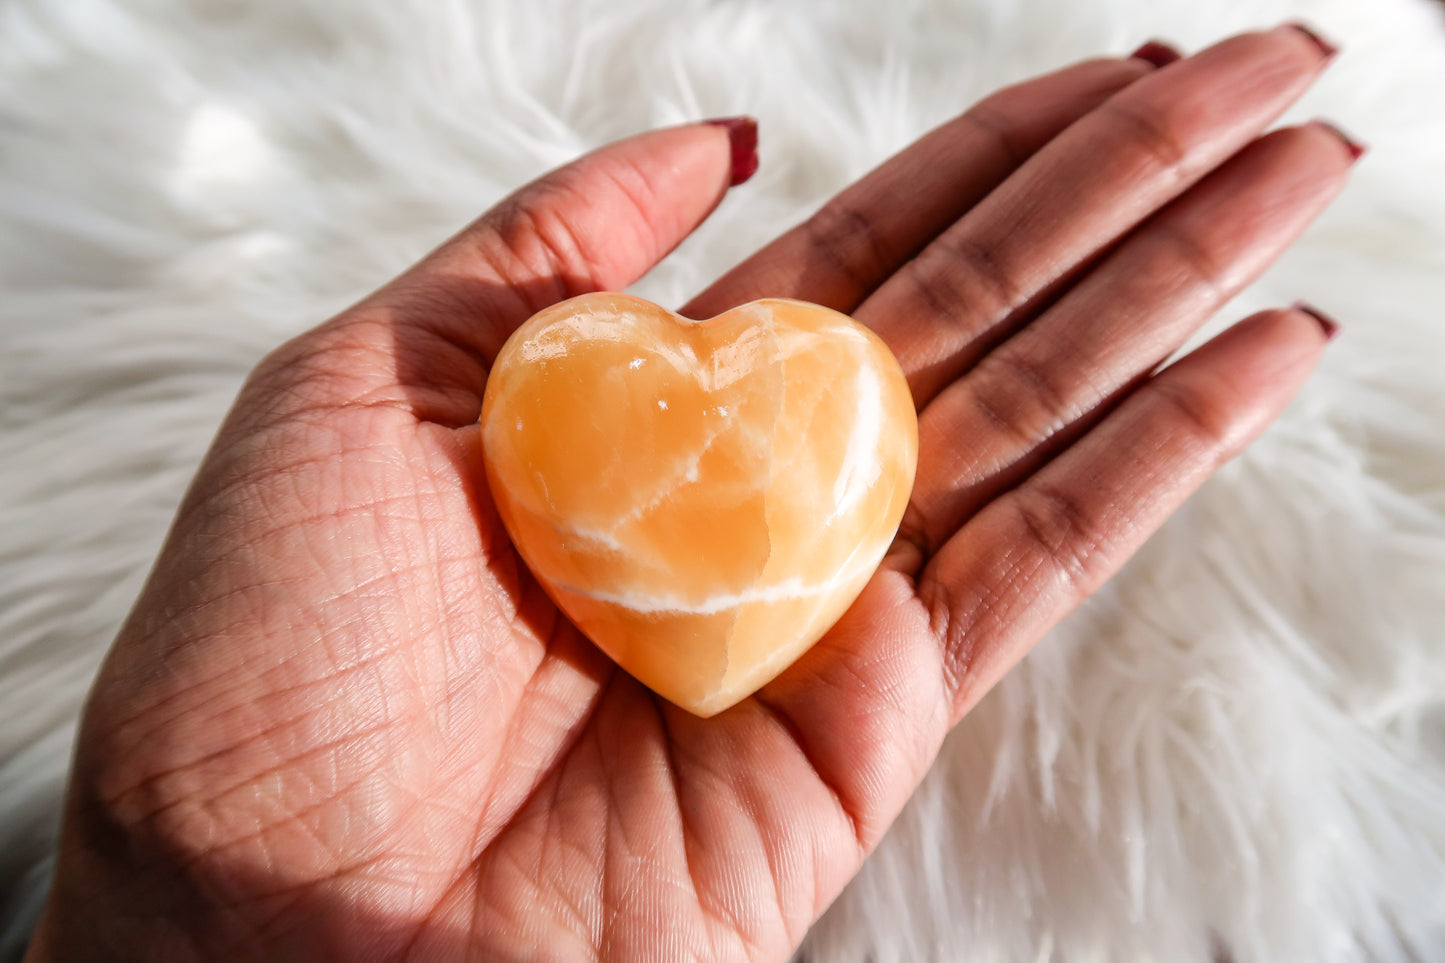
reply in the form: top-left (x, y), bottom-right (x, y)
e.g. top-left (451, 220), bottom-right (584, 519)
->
top-left (1176, 306), bottom-right (1330, 386)
top-left (1225, 305), bottom-right (1338, 355)
top-left (702, 115), bottom-right (760, 186)
top-left (1129, 40), bottom-right (1183, 69)
top-left (1290, 301), bottom-right (1341, 341)
top-left (1283, 21), bottom-right (1339, 60)
top-left (1306, 119), bottom-right (1367, 162)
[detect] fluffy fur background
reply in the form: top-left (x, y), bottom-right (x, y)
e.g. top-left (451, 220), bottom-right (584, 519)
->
top-left (3, 0), bottom-right (1444, 959)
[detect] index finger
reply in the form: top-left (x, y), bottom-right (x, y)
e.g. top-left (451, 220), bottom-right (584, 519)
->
top-left (860, 23), bottom-right (1335, 404)
top-left (680, 51), bottom-right (1167, 319)
top-left (736, 28), bottom-right (1341, 851)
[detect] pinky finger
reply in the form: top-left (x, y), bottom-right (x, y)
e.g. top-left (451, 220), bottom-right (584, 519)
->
top-left (920, 306), bottom-right (1335, 720)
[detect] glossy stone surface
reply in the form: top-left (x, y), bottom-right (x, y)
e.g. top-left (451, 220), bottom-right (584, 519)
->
top-left (481, 292), bottom-right (918, 716)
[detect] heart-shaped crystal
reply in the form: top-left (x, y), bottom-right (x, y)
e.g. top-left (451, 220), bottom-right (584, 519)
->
top-left (481, 293), bottom-right (918, 716)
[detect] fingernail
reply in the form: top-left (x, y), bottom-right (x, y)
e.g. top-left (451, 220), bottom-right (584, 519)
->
top-left (703, 116), bottom-right (759, 187)
top-left (1292, 301), bottom-right (1340, 341)
top-left (1129, 40), bottom-right (1182, 69)
top-left (1286, 21), bottom-right (1339, 59)
top-left (1311, 119), bottom-right (1367, 161)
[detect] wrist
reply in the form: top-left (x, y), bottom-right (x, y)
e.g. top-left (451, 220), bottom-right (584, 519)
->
top-left (24, 787), bottom-right (209, 963)
top-left (19, 908), bottom-right (53, 963)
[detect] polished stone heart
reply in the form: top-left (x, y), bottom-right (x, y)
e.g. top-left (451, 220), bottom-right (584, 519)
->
top-left (480, 292), bottom-right (918, 716)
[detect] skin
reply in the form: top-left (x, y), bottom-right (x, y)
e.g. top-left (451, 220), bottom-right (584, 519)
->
top-left (24, 24), bottom-right (1355, 963)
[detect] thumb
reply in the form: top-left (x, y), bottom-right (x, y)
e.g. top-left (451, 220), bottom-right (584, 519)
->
top-left (410, 116), bottom-right (757, 360)
top-left (260, 118), bottom-right (756, 423)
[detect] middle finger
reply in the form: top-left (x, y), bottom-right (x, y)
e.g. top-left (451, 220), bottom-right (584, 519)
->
top-left (680, 52), bottom-right (1164, 319)
top-left (899, 121), bottom-right (1359, 558)
top-left (858, 23), bottom-right (1337, 407)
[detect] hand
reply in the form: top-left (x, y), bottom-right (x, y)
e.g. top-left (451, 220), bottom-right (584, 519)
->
top-left (27, 24), bottom-right (1354, 962)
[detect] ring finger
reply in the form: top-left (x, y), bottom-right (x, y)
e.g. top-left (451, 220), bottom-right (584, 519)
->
top-left (680, 52), bottom-right (1165, 319)
top-left (854, 23), bottom-right (1336, 407)
top-left (897, 120), bottom-right (1360, 559)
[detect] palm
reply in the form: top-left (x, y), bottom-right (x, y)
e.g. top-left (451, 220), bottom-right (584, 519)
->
top-left (39, 27), bottom-right (1351, 963)
top-left (184, 347), bottom-right (923, 956)
top-left (83, 373), bottom-right (899, 957)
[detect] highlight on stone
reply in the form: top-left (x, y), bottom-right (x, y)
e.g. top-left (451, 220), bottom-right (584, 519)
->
top-left (480, 292), bottom-right (919, 716)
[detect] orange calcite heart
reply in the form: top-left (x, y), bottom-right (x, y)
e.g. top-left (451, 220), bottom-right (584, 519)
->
top-left (480, 292), bottom-right (918, 716)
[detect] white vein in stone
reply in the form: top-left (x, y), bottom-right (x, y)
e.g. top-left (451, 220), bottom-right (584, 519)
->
top-left (830, 357), bottom-right (884, 518)
top-left (553, 559), bottom-right (880, 616)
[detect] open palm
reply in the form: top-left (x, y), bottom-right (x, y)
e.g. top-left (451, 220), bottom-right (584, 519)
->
top-left (31, 26), bottom-right (1353, 962)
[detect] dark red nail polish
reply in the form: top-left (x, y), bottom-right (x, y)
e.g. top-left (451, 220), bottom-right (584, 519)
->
top-left (703, 116), bottom-right (759, 187)
top-left (1129, 40), bottom-right (1182, 68)
top-left (1292, 301), bottom-right (1340, 341)
top-left (1311, 119), bottom-right (1367, 161)
top-left (1287, 21), bottom-right (1338, 59)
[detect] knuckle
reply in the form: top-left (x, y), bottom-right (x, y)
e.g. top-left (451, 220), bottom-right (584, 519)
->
top-left (510, 197), bottom-right (595, 290)
top-left (1010, 481), bottom-right (1102, 595)
top-left (595, 154), bottom-right (663, 223)
top-left (803, 200), bottom-right (892, 297)
top-left (900, 249), bottom-right (966, 331)
top-left (932, 232), bottom-right (1025, 318)
top-left (966, 375), bottom-right (1032, 444)
top-left (473, 188), bottom-right (537, 262)
top-left (915, 572), bottom-right (971, 695)
top-left (465, 153), bottom-right (678, 301)
top-left (891, 505), bottom-right (937, 571)
top-left (470, 179), bottom-right (599, 300)
top-left (916, 561), bottom-right (1002, 715)
top-left (238, 334), bottom-right (338, 426)
top-left (1152, 219), bottom-right (1230, 302)
top-left (1099, 98), bottom-right (1190, 184)
top-left (237, 318), bottom-right (392, 427)
top-left (587, 156), bottom-right (672, 262)
top-left (1151, 377), bottom-right (1234, 451)
top-left (962, 101), bottom-right (1027, 168)
top-left (974, 346), bottom-right (1081, 442)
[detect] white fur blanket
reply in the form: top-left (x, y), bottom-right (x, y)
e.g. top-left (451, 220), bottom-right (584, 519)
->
top-left (2, 0), bottom-right (1444, 959)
